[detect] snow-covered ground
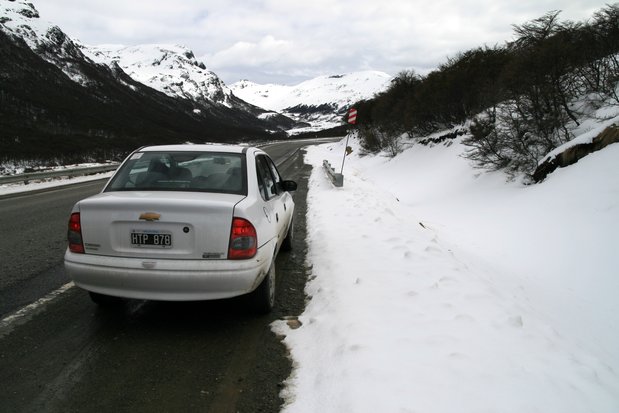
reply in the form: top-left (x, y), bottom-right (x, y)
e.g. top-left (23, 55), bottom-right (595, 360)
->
top-left (0, 171), bottom-right (113, 196)
top-left (273, 134), bottom-right (619, 412)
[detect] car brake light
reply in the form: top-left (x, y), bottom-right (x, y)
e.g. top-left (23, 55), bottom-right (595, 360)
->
top-left (68, 212), bottom-right (85, 253)
top-left (228, 217), bottom-right (257, 259)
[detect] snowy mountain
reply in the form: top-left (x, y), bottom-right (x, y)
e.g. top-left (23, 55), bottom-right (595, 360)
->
top-left (0, 0), bottom-right (294, 162)
top-left (81, 43), bottom-right (297, 129)
top-left (0, 0), bottom-right (94, 86)
top-left (85, 43), bottom-right (236, 107)
top-left (1, 0), bottom-right (389, 161)
top-left (231, 71), bottom-right (392, 131)
top-left (0, 0), bottom-right (286, 120)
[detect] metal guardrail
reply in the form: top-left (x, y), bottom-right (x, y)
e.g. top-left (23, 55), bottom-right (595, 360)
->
top-left (323, 160), bottom-right (343, 187)
top-left (0, 164), bottom-right (119, 185)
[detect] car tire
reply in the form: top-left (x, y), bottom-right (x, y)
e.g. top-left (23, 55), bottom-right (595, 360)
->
top-left (250, 259), bottom-right (276, 314)
top-left (280, 219), bottom-right (294, 252)
top-left (89, 291), bottom-right (123, 307)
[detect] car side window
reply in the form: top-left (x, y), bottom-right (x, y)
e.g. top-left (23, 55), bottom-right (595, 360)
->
top-left (256, 155), bottom-right (277, 200)
top-left (265, 157), bottom-right (283, 195)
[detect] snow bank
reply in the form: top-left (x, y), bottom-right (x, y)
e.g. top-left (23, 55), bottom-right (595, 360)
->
top-left (273, 136), bottom-right (619, 413)
top-left (0, 171), bottom-right (113, 196)
top-left (541, 98), bottom-right (619, 162)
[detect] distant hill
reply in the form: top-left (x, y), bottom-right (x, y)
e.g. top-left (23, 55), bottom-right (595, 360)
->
top-left (231, 71), bottom-right (392, 133)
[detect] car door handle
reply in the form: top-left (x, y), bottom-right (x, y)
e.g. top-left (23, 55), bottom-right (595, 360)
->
top-left (263, 207), bottom-right (271, 223)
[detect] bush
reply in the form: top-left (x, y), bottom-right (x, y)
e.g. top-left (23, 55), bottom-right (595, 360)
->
top-left (354, 5), bottom-right (619, 178)
top-left (463, 100), bottom-right (568, 179)
top-left (358, 125), bottom-right (403, 157)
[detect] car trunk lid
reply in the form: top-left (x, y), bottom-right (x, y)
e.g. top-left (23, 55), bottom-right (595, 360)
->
top-left (77, 191), bottom-right (245, 260)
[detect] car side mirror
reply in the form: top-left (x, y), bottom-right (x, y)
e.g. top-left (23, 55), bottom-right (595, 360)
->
top-left (280, 180), bottom-right (297, 192)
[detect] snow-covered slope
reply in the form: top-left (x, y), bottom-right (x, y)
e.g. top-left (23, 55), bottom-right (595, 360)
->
top-left (84, 44), bottom-right (236, 108)
top-left (231, 71), bottom-right (392, 131)
top-left (272, 86), bottom-right (619, 412)
top-left (2, 1), bottom-right (50, 48)
top-left (2, 0), bottom-right (387, 127)
top-left (1, 0), bottom-right (298, 133)
top-left (2, 0), bottom-right (385, 134)
top-left (274, 125), bottom-right (619, 412)
top-left (231, 80), bottom-right (291, 112)
top-left (1, 0), bottom-right (94, 86)
top-left (2, 0), bottom-right (231, 109)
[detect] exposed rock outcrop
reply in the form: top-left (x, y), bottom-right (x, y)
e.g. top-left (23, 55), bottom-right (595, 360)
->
top-left (533, 125), bottom-right (619, 182)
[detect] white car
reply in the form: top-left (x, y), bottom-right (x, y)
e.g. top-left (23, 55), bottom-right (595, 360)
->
top-left (64, 144), bottom-right (296, 312)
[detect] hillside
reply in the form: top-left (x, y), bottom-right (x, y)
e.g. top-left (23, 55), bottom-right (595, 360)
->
top-left (231, 71), bottom-right (392, 132)
top-left (0, 0), bottom-right (287, 163)
top-left (274, 126), bottom-right (619, 412)
top-left (352, 6), bottom-right (619, 180)
top-left (83, 43), bottom-right (299, 131)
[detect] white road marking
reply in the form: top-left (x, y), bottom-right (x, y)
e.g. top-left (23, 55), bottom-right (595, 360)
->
top-left (0, 282), bottom-right (75, 337)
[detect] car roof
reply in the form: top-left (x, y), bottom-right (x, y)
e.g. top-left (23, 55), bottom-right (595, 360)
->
top-left (138, 144), bottom-right (260, 154)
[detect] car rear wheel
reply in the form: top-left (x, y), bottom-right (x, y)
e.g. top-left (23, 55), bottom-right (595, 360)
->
top-left (249, 259), bottom-right (276, 313)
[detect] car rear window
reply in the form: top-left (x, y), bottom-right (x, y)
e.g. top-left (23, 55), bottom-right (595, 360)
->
top-left (105, 151), bottom-right (247, 195)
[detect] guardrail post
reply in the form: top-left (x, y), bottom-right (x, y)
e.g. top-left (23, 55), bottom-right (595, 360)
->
top-left (323, 160), bottom-right (343, 187)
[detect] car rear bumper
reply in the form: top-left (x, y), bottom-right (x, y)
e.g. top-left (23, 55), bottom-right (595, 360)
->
top-left (64, 248), bottom-right (271, 301)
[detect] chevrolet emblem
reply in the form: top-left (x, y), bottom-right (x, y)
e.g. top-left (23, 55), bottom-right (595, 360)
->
top-left (139, 212), bottom-right (161, 221)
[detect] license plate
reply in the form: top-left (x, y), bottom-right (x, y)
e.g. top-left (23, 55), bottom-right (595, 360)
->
top-left (130, 230), bottom-right (172, 248)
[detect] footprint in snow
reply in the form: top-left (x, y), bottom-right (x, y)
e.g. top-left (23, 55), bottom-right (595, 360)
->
top-left (424, 245), bottom-right (442, 254)
top-left (507, 315), bottom-right (524, 328)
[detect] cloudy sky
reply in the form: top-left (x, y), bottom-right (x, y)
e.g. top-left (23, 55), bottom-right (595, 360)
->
top-left (35, 0), bottom-right (608, 85)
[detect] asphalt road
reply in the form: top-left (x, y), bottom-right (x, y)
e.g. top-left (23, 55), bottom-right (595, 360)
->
top-left (0, 180), bottom-right (106, 316)
top-left (0, 140), bottom-right (323, 413)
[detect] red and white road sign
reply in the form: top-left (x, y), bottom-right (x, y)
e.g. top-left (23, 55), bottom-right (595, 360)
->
top-left (347, 108), bottom-right (357, 124)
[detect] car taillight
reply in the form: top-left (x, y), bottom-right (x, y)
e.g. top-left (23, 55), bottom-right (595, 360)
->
top-left (68, 212), bottom-right (85, 253)
top-left (228, 217), bottom-right (257, 259)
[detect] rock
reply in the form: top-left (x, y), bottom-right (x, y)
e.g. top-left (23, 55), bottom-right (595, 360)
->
top-left (283, 316), bottom-right (303, 330)
top-left (533, 124), bottom-right (619, 182)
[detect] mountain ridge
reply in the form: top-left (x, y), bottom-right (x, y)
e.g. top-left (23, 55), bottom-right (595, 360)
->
top-left (231, 71), bottom-right (392, 131)
top-left (0, 0), bottom-right (290, 162)
top-left (1, 0), bottom-right (391, 163)
top-left (83, 42), bottom-right (300, 131)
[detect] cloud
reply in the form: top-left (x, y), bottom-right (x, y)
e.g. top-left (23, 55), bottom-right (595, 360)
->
top-left (203, 35), bottom-right (340, 84)
top-left (35, 0), bottom-right (610, 84)
top-left (208, 36), bottom-right (314, 67)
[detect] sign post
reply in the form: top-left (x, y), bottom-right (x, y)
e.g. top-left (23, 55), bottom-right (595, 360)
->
top-left (341, 108), bottom-right (357, 174)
